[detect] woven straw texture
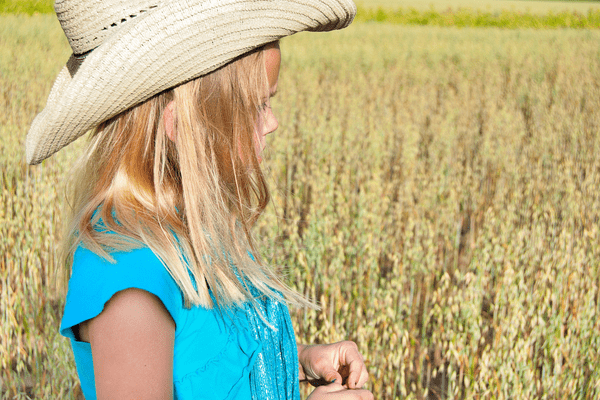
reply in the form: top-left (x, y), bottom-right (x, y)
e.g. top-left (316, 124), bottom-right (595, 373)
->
top-left (26, 0), bottom-right (356, 164)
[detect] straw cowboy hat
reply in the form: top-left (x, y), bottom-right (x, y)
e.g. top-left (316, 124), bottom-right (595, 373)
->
top-left (26, 0), bottom-right (356, 165)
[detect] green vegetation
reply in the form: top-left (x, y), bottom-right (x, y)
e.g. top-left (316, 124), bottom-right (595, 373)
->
top-left (357, 0), bottom-right (600, 14)
top-left (2, 13), bottom-right (600, 400)
top-left (356, 6), bottom-right (600, 28)
top-left (0, 0), bottom-right (53, 15)
top-left (3, 0), bottom-right (600, 28)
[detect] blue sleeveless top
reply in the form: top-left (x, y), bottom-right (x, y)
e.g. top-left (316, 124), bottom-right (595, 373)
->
top-left (60, 244), bottom-right (300, 399)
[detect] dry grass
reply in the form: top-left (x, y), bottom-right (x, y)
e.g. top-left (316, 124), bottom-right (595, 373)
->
top-left (2, 14), bottom-right (600, 399)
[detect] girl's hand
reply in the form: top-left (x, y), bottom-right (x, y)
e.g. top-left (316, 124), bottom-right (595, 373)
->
top-left (298, 341), bottom-right (369, 389)
top-left (307, 382), bottom-right (374, 400)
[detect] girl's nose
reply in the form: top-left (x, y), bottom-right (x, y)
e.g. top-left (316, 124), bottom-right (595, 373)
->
top-left (265, 108), bottom-right (278, 135)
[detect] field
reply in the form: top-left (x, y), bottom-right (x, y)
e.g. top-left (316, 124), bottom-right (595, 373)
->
top-left (3, 0), bottom-right (600, 14)
top-left (2, 9), bottom-right (600, 400)
top-left (357, 0), bottom-right (600, 13)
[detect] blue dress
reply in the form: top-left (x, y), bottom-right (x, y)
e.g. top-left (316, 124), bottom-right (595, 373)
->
top-left (60, 244), bottom-right (300, 399)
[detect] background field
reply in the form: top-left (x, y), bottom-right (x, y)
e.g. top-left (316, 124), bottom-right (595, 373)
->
top-left (3, 0), bottom-right (600, 14)
top-left (2, 6), bottom-right (600, 400)
top-left (358, 0), bottom-right (600, 13)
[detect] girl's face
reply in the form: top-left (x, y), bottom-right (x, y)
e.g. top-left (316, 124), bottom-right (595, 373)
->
top-left (255, 43), bottom-right (280, 163)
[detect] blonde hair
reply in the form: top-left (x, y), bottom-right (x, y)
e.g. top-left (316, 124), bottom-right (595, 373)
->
top-left (62, 43), bottom-right (312, 309)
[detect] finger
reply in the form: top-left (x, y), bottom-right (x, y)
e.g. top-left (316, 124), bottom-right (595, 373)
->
top-left (339, 341), bottom-right (364, 368)
top-left (327, 388), bottom-right (373, 400)
top-left (324, 370), bottom-right (344, 385)
top-left (355, 367), bottom-right (369, 388)
top-left (309, 383), bottom-right (374, 400)
top-left (316, 382), bottom-right (345, 393)
top-left (354, 389), bottom-right (374, 400)
top-left (345, 357), bottom-right (370, 389)
top-left (327, 389), bottom-right (373, 400)
top-left (341, 344), bottom-right (367, 389)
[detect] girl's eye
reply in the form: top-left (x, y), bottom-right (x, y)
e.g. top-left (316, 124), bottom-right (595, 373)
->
top-left (259, 97), bottom-right (272, 113)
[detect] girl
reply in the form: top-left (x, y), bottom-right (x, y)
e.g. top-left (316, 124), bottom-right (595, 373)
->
top-left (26, 0), bottom-right (371, 399)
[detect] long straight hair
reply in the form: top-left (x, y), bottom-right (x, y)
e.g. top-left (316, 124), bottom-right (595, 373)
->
top-left (62, 43), bottom-right (313, 309)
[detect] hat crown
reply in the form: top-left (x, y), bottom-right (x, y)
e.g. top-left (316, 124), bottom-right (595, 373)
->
top-left (54, 0), bottom-right (160, 55)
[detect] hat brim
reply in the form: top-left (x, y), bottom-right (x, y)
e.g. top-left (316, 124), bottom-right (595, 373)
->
top-left (26, 0), bottom-right (356, 164)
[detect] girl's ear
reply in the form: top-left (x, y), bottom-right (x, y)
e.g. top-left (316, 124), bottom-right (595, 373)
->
top-left (164, 101), bottom-right (176, 142)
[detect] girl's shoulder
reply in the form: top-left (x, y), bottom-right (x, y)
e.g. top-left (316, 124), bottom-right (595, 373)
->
top-left (60, 244), bottom-right (184, 339)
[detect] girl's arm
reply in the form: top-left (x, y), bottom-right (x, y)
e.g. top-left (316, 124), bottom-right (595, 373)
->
top-left (80, 288), bottom-right (176, 400)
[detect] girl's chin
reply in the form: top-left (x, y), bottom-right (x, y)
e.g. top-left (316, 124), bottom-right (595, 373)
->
top-left (256, 147), bottom-right (266, 163)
